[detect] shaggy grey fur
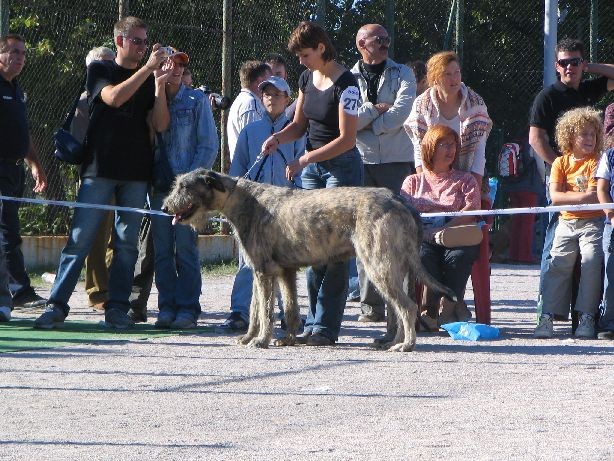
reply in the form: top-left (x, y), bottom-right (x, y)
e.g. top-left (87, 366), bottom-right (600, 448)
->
top-left (164, 169), bottom-right (456, 352)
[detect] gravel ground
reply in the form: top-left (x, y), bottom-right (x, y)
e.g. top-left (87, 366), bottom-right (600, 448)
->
top-left (1, 263), bottom-right (612, 461)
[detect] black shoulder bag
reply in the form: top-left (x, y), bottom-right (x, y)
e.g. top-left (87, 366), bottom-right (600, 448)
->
top-left (53, 76), bottom-right (88, 165)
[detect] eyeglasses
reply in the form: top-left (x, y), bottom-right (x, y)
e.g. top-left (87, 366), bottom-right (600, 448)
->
top-left (371, 35), bottom-right (391, 45)
top-left (124, 36), bottom-right (150, 47)
top-left (557, 57), bottom-right (583, 68)
top-left (436, 141), bottom-right (456, 150)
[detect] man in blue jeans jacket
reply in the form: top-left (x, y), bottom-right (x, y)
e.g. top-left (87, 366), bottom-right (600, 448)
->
top-left (149, 47), bottom-right (218, 329)
top-left (218, 76), bottom-right (305, 333)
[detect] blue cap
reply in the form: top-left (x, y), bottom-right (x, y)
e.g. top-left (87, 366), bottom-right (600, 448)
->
top-left (258, 76), bottom-right (290, 95)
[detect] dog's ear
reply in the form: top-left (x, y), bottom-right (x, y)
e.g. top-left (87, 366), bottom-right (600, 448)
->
top-left (204, 171), bottom-right (226, 193)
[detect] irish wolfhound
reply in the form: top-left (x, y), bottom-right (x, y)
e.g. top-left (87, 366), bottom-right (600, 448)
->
top-left (164, 169), bottom-right (456, 352)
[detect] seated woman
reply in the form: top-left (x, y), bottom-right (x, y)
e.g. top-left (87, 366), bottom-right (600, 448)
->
top-left (400, 124), bottom-right (481, 331)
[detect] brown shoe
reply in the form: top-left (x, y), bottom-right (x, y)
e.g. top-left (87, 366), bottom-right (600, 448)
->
top-left (454, 301), bottom-right (472, 322)
top-left (438, 298), bottom-right (457, 326)
top-left (419, 313), bottom-right (439, 332)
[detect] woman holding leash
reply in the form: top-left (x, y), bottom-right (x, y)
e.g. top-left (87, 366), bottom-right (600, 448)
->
top-left (261, 21), bottom-right (362, 346)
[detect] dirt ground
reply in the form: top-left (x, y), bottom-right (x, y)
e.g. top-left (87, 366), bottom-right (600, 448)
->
top-left (1, 263), bottom-right (612, 461)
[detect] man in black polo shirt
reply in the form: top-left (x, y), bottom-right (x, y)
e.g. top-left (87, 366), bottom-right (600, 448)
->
top-left (529, 37), bottom-right (614, 321)
top-left (0, 33), bottom-right (48, 312)
top-left (35, 16), bottom-right (169, 329)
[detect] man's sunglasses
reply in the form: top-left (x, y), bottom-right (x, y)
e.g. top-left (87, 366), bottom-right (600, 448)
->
top-left (124, 36), bottom-right (150, 46)
top-left (371, 35), bottom-right (391, 45)
top-left (557, 57), bottom-right (584, 68)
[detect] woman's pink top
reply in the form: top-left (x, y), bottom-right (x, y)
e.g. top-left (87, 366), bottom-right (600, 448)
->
top-left (400, 169), bottom-right (480, 213)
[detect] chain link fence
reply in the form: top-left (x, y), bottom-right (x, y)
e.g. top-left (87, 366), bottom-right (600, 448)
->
top-left (7, 0), bottom-right (614, 235)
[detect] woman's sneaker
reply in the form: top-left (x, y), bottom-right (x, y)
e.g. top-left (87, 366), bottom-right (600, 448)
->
top-left (575, 313), bottom-right (595, 338)
top-left (534, 313), bottom-right (553, 338)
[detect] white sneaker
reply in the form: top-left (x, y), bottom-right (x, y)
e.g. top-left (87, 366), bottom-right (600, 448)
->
top-left (0, 306), bottom-right (11, 322)
top-left (575, 313), bottom-right (595, 338)
top-left (534, 314), bottom-right (553, 338)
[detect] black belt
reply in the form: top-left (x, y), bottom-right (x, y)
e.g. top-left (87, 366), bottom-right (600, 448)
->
top-left (0, 158), bottom-right (24, 166)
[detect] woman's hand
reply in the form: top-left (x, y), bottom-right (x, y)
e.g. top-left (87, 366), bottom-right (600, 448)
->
top-left (261, 135), bottom-right (280, 156)
top-left (286, 155), bottom-right (309, 181)
top-left (423, 227), bottom-right (437, 243)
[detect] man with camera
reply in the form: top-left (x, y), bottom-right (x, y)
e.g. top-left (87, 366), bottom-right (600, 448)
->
top-left (226, 60), bottom-right (271, 160)
top-left (35, 16), bottom-right (169, 329)
top-left (0, 33), bottom-right (48, 318)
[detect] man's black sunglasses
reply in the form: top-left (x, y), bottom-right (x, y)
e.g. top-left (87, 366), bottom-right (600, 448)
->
top-left (124, 36), bottom-right (150, 46)
top-left (557, 57), bottom-right (584, 68)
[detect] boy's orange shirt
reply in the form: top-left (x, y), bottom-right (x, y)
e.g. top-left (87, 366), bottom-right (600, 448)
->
top-left (550, 153), bottom-right (601, 220)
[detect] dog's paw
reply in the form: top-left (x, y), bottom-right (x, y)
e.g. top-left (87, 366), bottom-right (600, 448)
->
top-left (248, 338), bottom-right (270, 349)
top-left (237, 335), bottom-right (252, 345)
top-left (387, 342), bottom-right (414, 352)
top-left (274, 336), bottom-right (296, 347)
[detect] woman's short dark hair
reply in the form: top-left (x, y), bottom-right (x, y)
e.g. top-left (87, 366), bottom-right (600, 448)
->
top-left (288, 21), bottom-right (336, 62)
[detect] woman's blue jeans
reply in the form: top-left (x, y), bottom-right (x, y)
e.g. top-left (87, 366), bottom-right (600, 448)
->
top-left (300, 148), bottom-right (363, 341)
top-left (151, 191), bottom-right (202, 317)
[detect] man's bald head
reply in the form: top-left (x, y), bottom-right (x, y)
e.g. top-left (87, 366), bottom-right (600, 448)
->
top-left (356, 24), bottom-right (390, 65)
top-left (356, 24), bottom-right (387, 47)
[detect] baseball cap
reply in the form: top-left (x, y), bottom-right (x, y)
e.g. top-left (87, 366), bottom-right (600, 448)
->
top-left (166, 46), bottom-right (189, 65)
top-left (258, 76), bottom-right (290, 95)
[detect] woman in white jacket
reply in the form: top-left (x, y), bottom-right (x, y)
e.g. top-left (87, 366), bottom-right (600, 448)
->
top-left (404, 51), bottom-right (492, 186)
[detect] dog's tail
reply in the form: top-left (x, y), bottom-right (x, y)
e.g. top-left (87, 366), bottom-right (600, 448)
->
top-left (415, 267), bottom-right (458, 302)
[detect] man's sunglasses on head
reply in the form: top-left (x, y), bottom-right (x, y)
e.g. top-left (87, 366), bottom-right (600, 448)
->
top-left (557, 57), bottom-right (584, 68)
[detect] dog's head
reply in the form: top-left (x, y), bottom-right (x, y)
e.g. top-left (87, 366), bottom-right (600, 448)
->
top-left (163, 169), bottom-right (235, 230)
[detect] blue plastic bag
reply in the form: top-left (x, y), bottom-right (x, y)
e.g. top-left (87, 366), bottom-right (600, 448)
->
top-left (440, 322), bottom-right (500, 341)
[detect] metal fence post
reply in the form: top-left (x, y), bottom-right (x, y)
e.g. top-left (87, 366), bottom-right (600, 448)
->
top-left (0, 0), bottom-right (10, 36)
top-left (543, 0), bottom-right (558, 86)
top-left (385, 0), bottom-right (395, 59)
top-left (590, 0), bottom-right (598, 62)
top-left (221, 0), bottom-right (232, 175)
top-left (118, 0), bottom-right (129, 19)
top-left (455, 0), bottom-right (463, 66)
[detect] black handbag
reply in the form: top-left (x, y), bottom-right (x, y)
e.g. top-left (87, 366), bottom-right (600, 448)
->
top-left (152, 133), bottom-right (176, 193)
top-left (53, 77), bottom-right (87, 164)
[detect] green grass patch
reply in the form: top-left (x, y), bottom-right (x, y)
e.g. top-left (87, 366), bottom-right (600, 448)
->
top-left (200, 258), bottom-right (238, 276)
top-left (0, 319), bottom-right (214, 353)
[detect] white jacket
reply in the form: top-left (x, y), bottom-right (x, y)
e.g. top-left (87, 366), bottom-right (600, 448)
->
top-left (226, 89), bottom-right (266, 160)
top-left (351, 58), bottom-right (416, 164)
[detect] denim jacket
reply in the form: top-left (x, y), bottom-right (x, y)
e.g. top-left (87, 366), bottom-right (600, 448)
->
top-left (229, 112), bottom-right (305, 187)
top-left (158, 84), bottom-right (219, 176)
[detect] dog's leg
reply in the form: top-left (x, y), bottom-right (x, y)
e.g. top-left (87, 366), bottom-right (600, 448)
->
top-left (362, 260), bottom-right (416, 352)
top-left (238, 273), bottom-right (261, 345)
top-left (274, 268), bottom-right (299, 346)
top-left (247, 272), bottom-right (275, 348)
